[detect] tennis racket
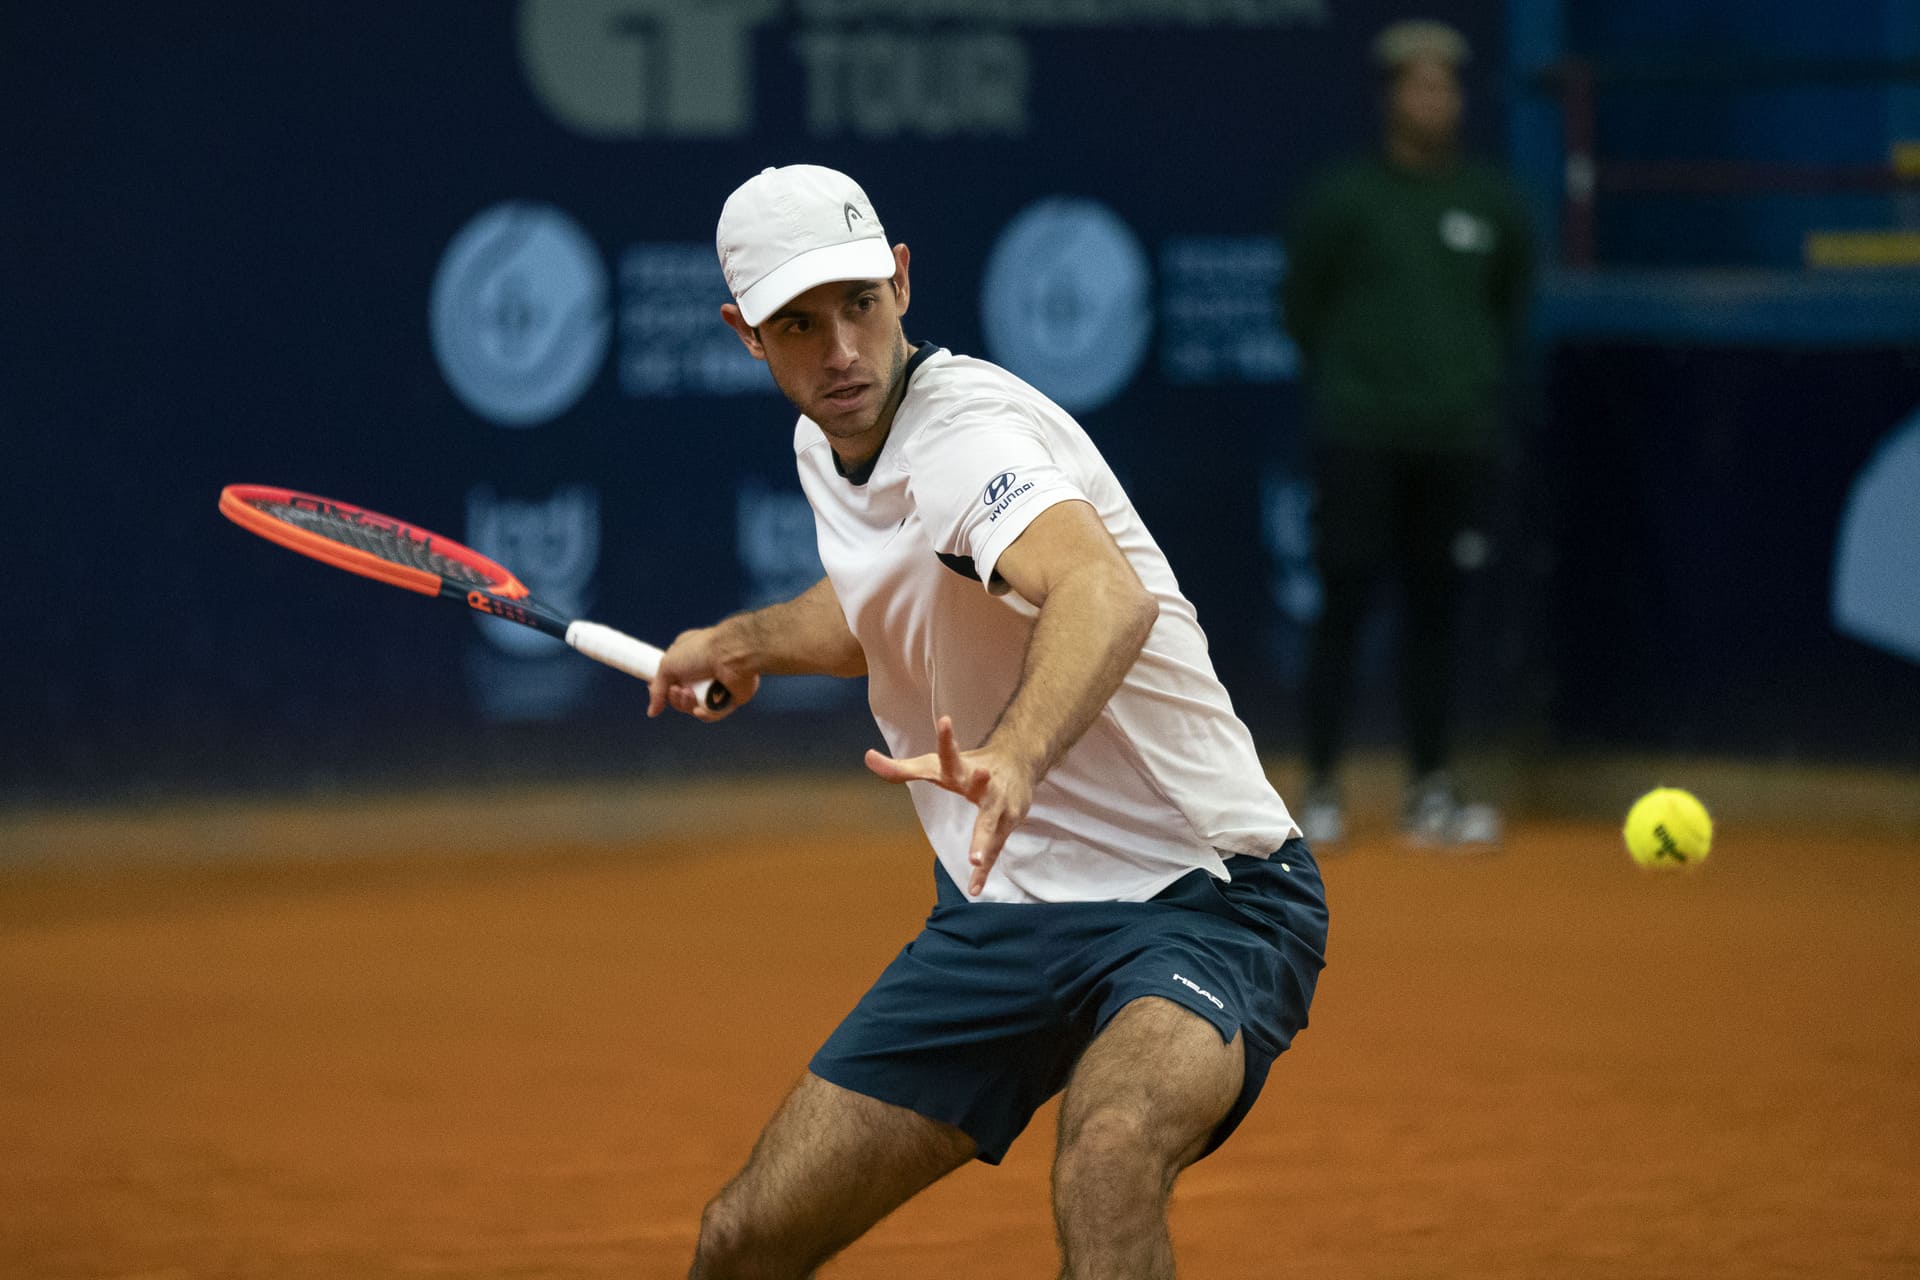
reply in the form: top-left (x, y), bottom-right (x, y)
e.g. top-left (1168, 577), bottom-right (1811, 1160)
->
top-left (219, 484), bottom-right (729, 711)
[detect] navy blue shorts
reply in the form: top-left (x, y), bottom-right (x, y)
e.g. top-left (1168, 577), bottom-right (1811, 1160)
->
top-left (808, 840), bottom-right (1329, 1165)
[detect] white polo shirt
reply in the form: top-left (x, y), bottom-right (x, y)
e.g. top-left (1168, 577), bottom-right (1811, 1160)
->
top-left (795, 344), bottom-right (1299, 904)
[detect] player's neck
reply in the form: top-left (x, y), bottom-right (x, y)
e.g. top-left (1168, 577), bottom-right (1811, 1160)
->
top-left (827, 337), bottom-right (916, 475)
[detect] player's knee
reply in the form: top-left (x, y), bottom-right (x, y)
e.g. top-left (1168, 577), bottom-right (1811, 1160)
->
top-left (690, 1192), bottom-right (805, 1280)
top-left (1056, 1105), bottom-right (1165, 1190)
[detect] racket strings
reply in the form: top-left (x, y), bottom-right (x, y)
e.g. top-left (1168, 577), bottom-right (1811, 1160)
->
top-left (254, 499), bottom-right (497, 589)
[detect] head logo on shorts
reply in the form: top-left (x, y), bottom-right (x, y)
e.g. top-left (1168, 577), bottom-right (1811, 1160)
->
top-left (983, 471), bottom-right (1017, 505)
top-left (431, 202), bottom-right (610, 427)
top-left (1172, 972), bottom-right (1226, 1012)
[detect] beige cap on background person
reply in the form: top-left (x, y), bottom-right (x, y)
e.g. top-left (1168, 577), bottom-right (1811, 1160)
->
top-left (1372, 19), bottom-right (1471, 69)
top-left (716, 164), bottom-right (896, 327)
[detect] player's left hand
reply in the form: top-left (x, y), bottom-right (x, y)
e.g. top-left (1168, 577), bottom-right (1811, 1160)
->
top-left (864, 715), bottom-right (1034, 896)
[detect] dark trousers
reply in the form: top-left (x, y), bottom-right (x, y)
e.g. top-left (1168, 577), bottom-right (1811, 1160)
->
top-left (1303, 444), bottom-right (1486, 781)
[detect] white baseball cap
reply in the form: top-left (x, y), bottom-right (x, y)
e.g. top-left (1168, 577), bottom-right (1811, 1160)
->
top-left (717, 164), bottom-right (896, 327)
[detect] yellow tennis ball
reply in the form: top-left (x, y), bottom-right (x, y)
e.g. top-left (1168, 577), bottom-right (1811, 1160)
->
top-left (1622, 788), bottom-right (1712, 870)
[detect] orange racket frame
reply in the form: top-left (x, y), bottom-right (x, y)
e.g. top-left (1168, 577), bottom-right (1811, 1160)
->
top-left (218, 484), bottom-right (531, 600)
top-left (218, 484), bottom-right (728, 711)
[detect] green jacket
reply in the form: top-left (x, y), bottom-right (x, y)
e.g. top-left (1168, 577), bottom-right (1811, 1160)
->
top-left (1281, 153), bottom-right (1533, 452)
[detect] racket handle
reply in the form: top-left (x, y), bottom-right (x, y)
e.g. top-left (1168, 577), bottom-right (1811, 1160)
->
top-left (565, 621), bottom-right (731, 712)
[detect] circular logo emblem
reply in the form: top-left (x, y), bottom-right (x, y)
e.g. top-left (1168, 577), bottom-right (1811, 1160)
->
top-left (983, 471), bottom-right (1017, 505)
top-left (431, 203), bottom-right (610, 427)
top-left (980, 198), bottom-right (1152, 414)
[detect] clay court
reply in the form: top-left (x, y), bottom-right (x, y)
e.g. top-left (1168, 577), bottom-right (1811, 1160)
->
top-left (3, 774), bottom-right (1915, 1278)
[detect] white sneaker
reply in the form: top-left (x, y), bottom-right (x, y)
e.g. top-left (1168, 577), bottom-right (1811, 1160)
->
top-left (1451, 801), bottom-right (1502, 847)
top-left (1403, 773), bottom-right (1501, 850)
top-left (1299, 781), bottom-right (1345, 847)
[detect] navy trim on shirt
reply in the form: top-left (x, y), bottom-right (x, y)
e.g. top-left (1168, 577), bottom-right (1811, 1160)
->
top-left (936, 550), bottom-right (1008, 593)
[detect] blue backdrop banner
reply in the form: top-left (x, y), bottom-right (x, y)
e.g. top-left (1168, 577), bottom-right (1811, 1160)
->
top-left (7, 2), bottom-right (1915, 804)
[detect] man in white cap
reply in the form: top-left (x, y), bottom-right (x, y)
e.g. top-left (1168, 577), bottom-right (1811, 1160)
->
top-left (651, 164), bottom-right (1328, 1278)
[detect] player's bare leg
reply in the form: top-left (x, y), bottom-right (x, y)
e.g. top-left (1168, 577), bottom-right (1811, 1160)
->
top-left (1051, 996), bottom-right (1245, 1280)
top-left (688, 1071), bottom-right (975, 1280)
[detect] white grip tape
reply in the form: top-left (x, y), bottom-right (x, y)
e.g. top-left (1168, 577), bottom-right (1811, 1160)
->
top-left (564, 621), bottom-right (715, 707)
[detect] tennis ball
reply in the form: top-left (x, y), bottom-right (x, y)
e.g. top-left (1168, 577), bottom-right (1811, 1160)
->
top-left (1622, 788), bottom-right (1712, 870)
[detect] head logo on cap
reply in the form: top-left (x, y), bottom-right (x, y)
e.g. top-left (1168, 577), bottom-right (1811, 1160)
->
top-left (717, 165), bottom-right (897, 327)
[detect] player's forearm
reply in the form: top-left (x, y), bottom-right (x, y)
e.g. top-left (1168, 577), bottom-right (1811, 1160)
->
top-left (716, 576), bottom-right (867, 678)
top-left (986, 562), bottom-right (1158, 779)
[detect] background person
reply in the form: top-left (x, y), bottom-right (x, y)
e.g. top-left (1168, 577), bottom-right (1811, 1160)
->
top-left (1280, 17), bottom-right (1535, 847)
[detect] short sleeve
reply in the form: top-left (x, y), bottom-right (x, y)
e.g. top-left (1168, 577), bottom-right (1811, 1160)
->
top-left (905, 404), bottom-right (1090, 592)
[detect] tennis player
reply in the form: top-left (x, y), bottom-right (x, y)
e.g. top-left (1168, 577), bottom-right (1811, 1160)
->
top-left (651, 164), bottom-right (1329, 1279)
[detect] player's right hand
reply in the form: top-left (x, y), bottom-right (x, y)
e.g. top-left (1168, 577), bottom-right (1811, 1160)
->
top-left (647, 625), bottom-right (760, 723)
top-left (863, 714), bottom-right (1036, 896)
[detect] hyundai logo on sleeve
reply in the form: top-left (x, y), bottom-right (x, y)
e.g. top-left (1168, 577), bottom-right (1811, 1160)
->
top-left (982, 471), bottom-right (1036, 523)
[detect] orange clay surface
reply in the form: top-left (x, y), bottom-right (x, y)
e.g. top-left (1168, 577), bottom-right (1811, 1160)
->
top-left (2, 789), bottom-right (1916, 1279)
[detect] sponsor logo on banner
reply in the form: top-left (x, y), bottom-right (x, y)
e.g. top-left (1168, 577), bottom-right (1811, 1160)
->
top-left (1159, 237), bottom-right (1298, 385)
top-left (1831, 410), bottom-right (1920, 665)
top-left (519, 0), bottom-right (779, 139)
top-left (619, 243), bottom-right (772, 397)
top-left (431, 203), bottom-right (610, 427)
top-left (981, 198), bottom-right (1152, 414)
top-left (463, 485), bottom-right (602, 720)
top-left (518, 1), bottom-right (1323, 141)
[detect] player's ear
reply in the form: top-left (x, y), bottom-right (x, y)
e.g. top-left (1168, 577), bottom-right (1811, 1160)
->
top-left (889, 243), bottom-right (911, 318)
top-left (720, 302), bottom-right (766, 360)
